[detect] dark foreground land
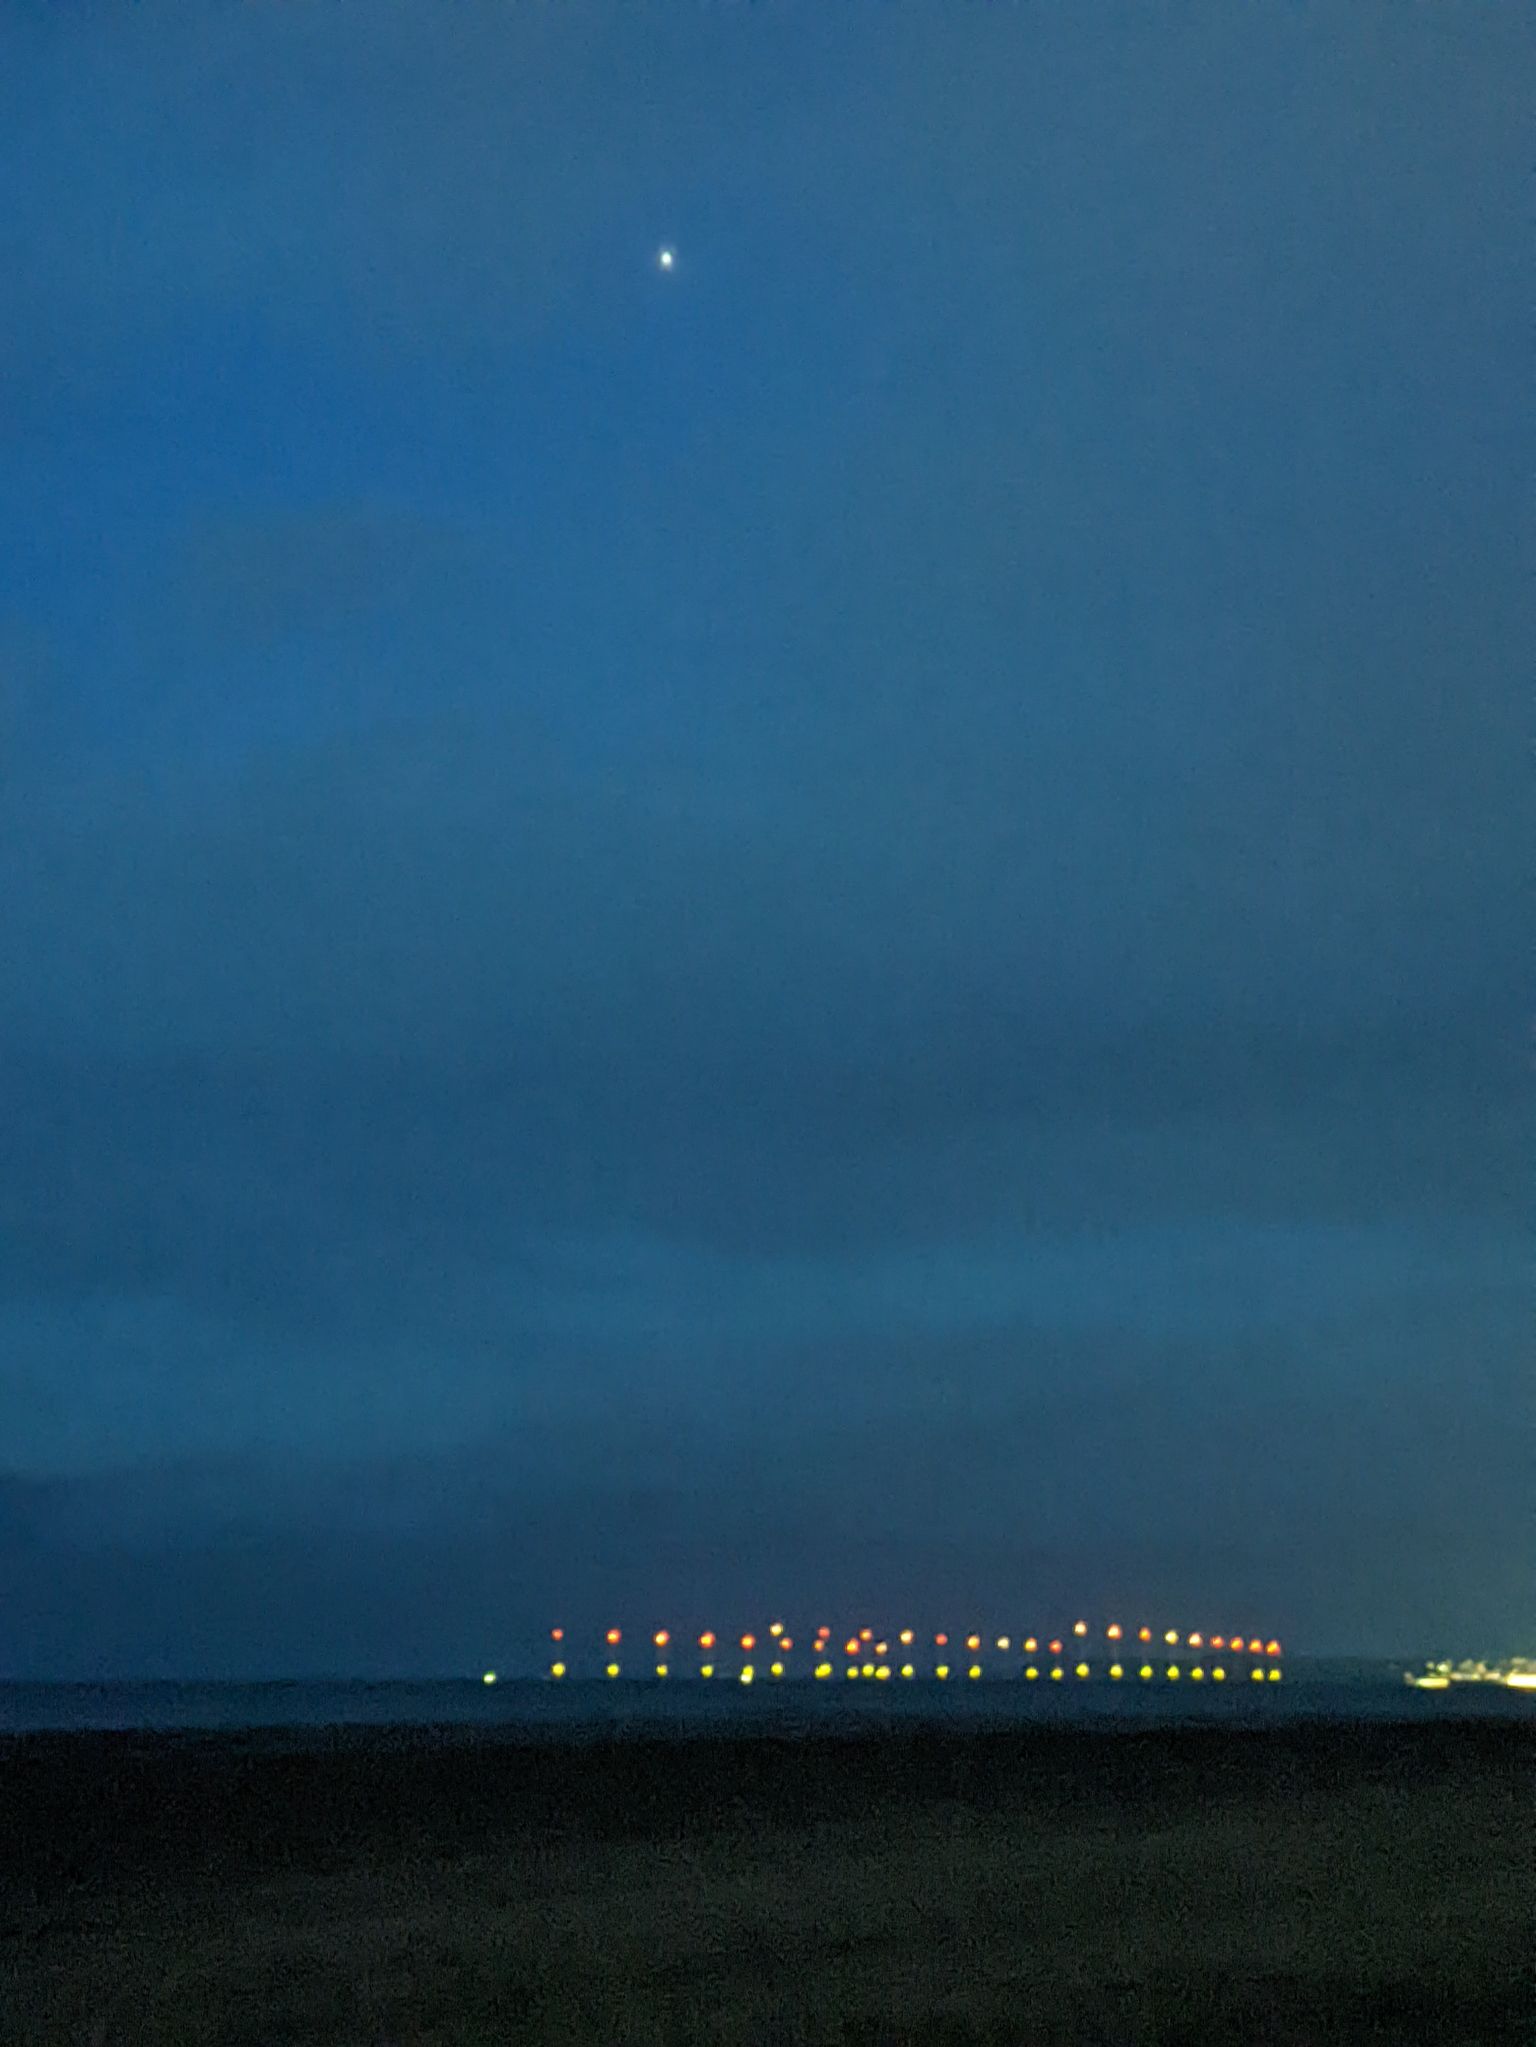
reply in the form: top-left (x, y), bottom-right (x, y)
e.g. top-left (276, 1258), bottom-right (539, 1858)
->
top-left (3, 1716), bottom-right (1532, 2045)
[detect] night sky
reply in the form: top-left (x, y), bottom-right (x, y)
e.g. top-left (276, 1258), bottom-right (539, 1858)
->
top-left (2, 5), bottom-right (1529, 1678)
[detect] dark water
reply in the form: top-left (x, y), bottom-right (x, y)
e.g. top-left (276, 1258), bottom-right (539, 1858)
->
top-left (3, 1659), bottom-right (1531, 1739)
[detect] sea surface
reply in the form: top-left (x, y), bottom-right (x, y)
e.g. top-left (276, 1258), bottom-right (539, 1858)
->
top-left (3, 1659), bottom-right (1531, 1741)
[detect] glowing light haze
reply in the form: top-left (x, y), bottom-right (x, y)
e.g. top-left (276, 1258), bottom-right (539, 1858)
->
top-left (0, 5), bottom-right (1527, 1676)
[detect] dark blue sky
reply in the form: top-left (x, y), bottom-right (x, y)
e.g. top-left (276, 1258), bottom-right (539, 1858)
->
top-left (2, 4), bottom-right (1529, 1676)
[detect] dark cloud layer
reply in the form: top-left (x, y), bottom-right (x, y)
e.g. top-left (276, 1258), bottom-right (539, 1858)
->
top-left (0, 4), bottom-right (1528, 1673)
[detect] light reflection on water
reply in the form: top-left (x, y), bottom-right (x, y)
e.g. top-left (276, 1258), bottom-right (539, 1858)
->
top-left (2, 1661), bottom-right (1531, 1738)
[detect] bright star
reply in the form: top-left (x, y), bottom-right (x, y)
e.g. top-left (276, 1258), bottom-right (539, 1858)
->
top-left (657, 246), bottom-right (676, 271)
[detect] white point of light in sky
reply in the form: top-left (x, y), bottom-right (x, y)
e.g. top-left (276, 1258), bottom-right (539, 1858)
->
top-left (657, 246), bottom-right (676, 270)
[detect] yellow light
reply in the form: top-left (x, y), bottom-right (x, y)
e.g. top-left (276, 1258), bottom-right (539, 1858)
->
top-left (1139, 1664), bottom-right (1153, 1680)
top-left (1164, 1629), bottom-right (1179, 1645)
top-left (1268, 1667), bottom-right (1281, 1681)
top-left (770, 1662), bottom-right (784, 1678)
top-left (936, 1664), bottom-right (950, 1679)
top-left (769, 1621), bottom-right (783, 1636)
top-left (1191, 1667), bottom-right (1204, 1681)
top-left (701, 1664), bottom-right (714, 1678)
top-left (1251, 1668), bottom-right (1264, 1682)
top-left (862, 1662), bottom-right (875, 1678)
top-left (1025, 1666), bottom-right (1038, 1679)
top-left (846, 1666), bottom-right (858, 1679)
top-left (1413, 1673), bottom-right (1450, 1689)
top-left (1167, 1665), bottom-right (1180, 1680)
top-left (1050, 1667), bottom-right (1063, 1680)
top-left (656, 1664), bottom-right (668, 1678)
top-left (876, 1665), bottom-right (891, 1681)
top-left (996, 1635), bottom-right (1010, 1651)
top-left (1505, 1672), bottom-right (1536, 1690)
top-left (1073, 1620), bottom-right (1087, 1636)
top-left (740, 1667), bottom-right (754, 1685)
top-left (901, 1664), bottom-right (915, 1679)
top-left (606, 1662), bottom-right (620, 1678)
top-left (815, 1663), bottom-right (832, 1679)
top-left (1106, 1624), bottom-right (1122, 1640)
top-left (550, 1662), bottom-right (566, 1678)
top-left (482, 1671), bottom-right (497, 1685)
top-left (1075, 1662), bottom-right (1089, 1678)
top-left (1109, 1663), bottom-right (1123, 1679)
top-left (1213, 1667), bottom-right (1225, 1681)
top-left (899, 1629), bottom-right (914, 1645)
top-left (968, 1665), bottom-right (982, 1680)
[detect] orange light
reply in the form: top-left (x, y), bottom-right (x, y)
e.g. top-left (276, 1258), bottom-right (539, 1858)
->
top-left (740, 1633), bottom-right (756, 1650)
top-left (1138, 1627), bottom-right (1152, 1642)
top-left (550, 1627), bottom-right (565, 1642)
top-left (1267, 1640), bottom-right (1282, 1656)
top-left (1048, 1639), bottom-right (1062, 1655)
top-left (1212, 1635), bottom-right (1225, 1649)
top-left (699, 1631), bottom-right (716, 1649)
top-left (845, 1638), bottom-right (860, 1655)
top-left (1106, 1624), bottom-right (1122, 1641)
top-left (780, 1636), bottom-right (794, 1650)
top-left (899, 1629), bottom-right (914, 1646)
top-left (1248, 1639), bottom-right (1262, 1654)
top-left (1072, 1621), bottom-right (1087, 1636)
top-left (966, 1634), bottom-right (981, 1651)
top-left (1188, 1632), bottom-right (1203, 1647)
top-left (654, 1630), bottom-right (670, 1647)
top-left (606, 1628), bottom-right (622, 1645)
top-left (860, 1628), bottom-right (874, 1642)
top-left (1024, 1637), bottom-right (1038, 1653)
top-left (875, 1641), bottom-right (889, 1656)
top-left (935, 1632), bottom-right (949, 1647)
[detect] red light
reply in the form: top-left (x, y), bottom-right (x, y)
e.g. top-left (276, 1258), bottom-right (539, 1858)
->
top-left (550, 1627), bottom-right (564, 1642)
top-left (935, 1632), bottom-right (949, 1646)
top-left (606, 1628), bottom-right (622, 1645)
top-left (1048, 1640), bottom-right (1062, 1656)
top-left (698, 1631), bottom-right (716, 1649)
top-left (1212, 1636), bottom-right (1225, 1649)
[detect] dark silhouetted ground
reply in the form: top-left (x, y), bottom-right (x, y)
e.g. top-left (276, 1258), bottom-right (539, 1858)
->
top-left (3, 1717), bottom-right (1531, 2043)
